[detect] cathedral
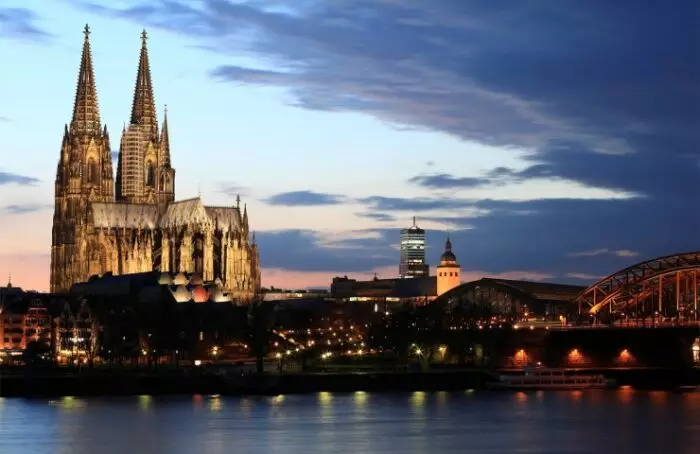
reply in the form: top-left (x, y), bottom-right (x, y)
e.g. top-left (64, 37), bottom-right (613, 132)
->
top-left (50, 26), bottom-right (261, 301)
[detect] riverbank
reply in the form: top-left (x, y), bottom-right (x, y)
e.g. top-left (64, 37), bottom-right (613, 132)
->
top-left (1, 369), bottom-right (489, 397)
top-left (2, 367), bottom-right (699, 397)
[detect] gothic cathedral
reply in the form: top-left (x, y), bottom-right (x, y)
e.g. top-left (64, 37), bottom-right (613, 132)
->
top-left (50, 26), bottom-right (261, 301)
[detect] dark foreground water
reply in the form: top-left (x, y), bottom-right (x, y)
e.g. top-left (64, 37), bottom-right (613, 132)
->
top-left (1, 389), bottom-right (699, 454)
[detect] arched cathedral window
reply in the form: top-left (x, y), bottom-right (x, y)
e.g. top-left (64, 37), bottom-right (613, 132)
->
top-left (87, 159), bottom-right (97, 184)
top-left (146, 161), bottom-right (155, 187)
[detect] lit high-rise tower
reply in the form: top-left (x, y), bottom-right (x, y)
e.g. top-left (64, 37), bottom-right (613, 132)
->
top-left (399, 217), bottom-right (429, 279)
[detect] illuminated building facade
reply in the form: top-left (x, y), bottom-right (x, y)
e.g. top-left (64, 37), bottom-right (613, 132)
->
top-left (399, 217), bottom-right (428, 279)
top-left (50, 26), bottom-right (260, 301)
top-left (0, 295), bottom-right (52, 355)
top-left (436, 236), bottom-right (461, 296)
top-left (331, 275), bottom-right (436, 306)
top-left (54, 299), bottom-right (100, 364)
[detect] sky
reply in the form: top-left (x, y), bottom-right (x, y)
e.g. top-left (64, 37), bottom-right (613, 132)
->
top-left (0, 0), bottom-right (698, 291)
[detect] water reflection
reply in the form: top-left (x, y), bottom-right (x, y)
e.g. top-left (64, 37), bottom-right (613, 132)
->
top-left (271, 394), bottom-right (285, 406)
top-left (192, 393), bottom-right (204, 410)
top-left (49, 396), bottom-right (87, 412)
top-left (411, 391), bottom-right (425, 410)
top-left (208, 394), bottom-right (222, 412)
top-left (138, 395), bottom-right (152, 412)
top-left (239, 397), bottom-right (254, 416)
top-left (514, 391), bottom-right (528, 405)
top-left (649, 391), bottom-right (667, 406)
top-left (318, 391), bottom-right (332, 407)
top-left (435, 390), bottom-right (448, 406)
top-left (354, 390), bottom-right (367, 407)
top-left (0, 391), bottom-right (698, 454)
top-left (617, 386), bottom-right (634, 404)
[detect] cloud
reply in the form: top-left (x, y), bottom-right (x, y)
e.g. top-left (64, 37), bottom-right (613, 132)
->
top-left (426, 197), bottom-right (697, 283)
top-left (264, 190), bottom-right (345, 206)
top-left (83, 0), bottom-right (699, 196)
top-left (566, 273), bottom-right (602, 282)
top-left (0, 8), bottom-right (51, 42)
top-left (569, 249), bottom-right (640, 258)
top-left (255, 228), bottom-right (397, 276)
top-left (218, 182), bottom-right (250, 198)
top-left (0, 116), bottom-right (11, 122)
top-left (408, 173), bottom-right (491, 189)
top-left (356, 211), bottom-right (395, 222)
top-left (359, 195), bottom-right (470, 212)
top-left (0, 171), bottom-right (40, 186)
top-left (408, 166), bottom-right (557, 190)
top-left (4, 204), bottom-right (51, 215)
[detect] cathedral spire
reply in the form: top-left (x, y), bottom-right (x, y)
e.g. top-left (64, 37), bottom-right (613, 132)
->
top-left (130, 29), bottom-right (158, 138)
top-left (70, 24), bottom-right (101, 137)
top-left (160, 105), bottom-right (171, 166)
top-left (243, 203), bottom-right (249, 230)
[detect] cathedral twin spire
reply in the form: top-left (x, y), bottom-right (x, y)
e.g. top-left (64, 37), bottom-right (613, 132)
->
top-left (131, 30), bottom-right (158, 139)
top-left (68, 25), bottom-right (173, 205)
top-left (71, 25), bottom-right (101, 137)
top-left (70, 25), bottom-right (165, 141)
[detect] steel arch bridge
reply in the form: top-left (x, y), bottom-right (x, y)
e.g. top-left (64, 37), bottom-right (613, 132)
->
top-left (574, 251), bottom-right (700, 318)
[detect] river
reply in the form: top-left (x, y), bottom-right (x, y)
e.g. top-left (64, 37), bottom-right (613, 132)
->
top-left (1, 389), bottom-right (698, 453)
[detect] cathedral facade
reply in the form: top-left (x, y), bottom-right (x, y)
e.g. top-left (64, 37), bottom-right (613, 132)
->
top-left (50, 26), bottom-right (261, 301)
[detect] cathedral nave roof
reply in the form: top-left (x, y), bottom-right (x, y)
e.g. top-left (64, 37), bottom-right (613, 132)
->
top-left (158, 197), bottom-right (211, 228)
top-left (91, 202), bottom-right (158, 229)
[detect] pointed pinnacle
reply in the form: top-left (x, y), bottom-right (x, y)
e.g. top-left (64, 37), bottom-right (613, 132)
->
top-left (130, 29), bottom-right (157, 136)
top-left (71, 24), bottom-right (101, 136)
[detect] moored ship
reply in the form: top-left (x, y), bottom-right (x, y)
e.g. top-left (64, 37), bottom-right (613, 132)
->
top-left (489, 368), bottom-right (615, 390)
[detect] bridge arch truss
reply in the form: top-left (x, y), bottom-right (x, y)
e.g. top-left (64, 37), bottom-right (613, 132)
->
top-left (574, 251), bottom-right (700, 318)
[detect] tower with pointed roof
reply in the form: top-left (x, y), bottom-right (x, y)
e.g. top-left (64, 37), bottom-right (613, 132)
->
top-left (51, 25), bottom-right (114, 293)
top-left (116, 30), bottom-right (174, 209)
top-left (50, 26), bottom-right (260, 300)
top-left (158, 105), bottom-right (175, 212)
top-left (436, 235), bottom-right (460, 296)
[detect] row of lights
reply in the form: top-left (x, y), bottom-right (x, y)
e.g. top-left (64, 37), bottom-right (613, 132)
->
top-left (512, 347), bottom-right (635, 364)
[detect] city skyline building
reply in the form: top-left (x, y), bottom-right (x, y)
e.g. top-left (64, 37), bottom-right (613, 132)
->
top-left (399, 217), bottom-right (429, 279)
top-left (49, 26), bottom-right (261, 300)
top-left (436, 235), bottom-right (461, 296)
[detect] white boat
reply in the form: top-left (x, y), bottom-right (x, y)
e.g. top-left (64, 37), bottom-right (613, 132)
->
top-left (488, 368), bottom-right (615, 390)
